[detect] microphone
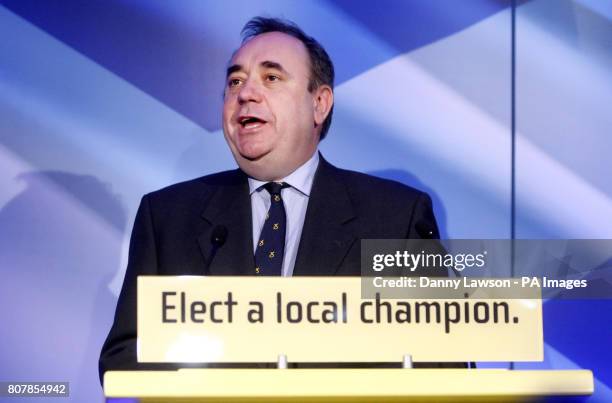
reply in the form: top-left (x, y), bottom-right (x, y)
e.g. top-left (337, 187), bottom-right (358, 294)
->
top-left (415, 220), bottom-right (439, 239)
top-left (207, 225), bottom-right (228, 270)
top-left (211, 225), bottom-right (228, 247)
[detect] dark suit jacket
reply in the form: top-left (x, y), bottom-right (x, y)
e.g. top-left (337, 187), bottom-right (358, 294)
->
top-left (99, 156), bottom-right (454, 382)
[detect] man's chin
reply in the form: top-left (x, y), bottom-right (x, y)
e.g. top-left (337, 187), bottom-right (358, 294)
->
top-left (235, 147), bottom-right (275, 168)
top-left (236, 153), bottom-right (282, 181)
top-left (239, 152), bottom-right (267, 162)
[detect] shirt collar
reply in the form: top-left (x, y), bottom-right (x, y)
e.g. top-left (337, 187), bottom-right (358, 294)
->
top-left (248, 151), bottom-right (320, 196)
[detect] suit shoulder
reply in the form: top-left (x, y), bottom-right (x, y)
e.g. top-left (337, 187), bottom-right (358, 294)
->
top-left (143, 169), bottom-right (243, 205)
top-left (333, 167), bottom-right (427, 202)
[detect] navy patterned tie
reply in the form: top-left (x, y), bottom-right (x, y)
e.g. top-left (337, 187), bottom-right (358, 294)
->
top-left (254, 182), bottom-right (288, 276)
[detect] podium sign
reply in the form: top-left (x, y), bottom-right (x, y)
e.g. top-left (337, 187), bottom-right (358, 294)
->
top-left (137, 276), bottom-right (543, 363)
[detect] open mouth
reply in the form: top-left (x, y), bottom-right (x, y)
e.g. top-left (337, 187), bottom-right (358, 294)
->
top-left (239, 116), bottom-right (267, 129)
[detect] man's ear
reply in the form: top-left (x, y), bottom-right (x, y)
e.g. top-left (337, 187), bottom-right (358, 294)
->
top-left (313, 85), bottom-right (334, 126)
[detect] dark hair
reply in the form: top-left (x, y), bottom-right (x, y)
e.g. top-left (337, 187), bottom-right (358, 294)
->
top-left (241, 17), bottom-right (335, 140)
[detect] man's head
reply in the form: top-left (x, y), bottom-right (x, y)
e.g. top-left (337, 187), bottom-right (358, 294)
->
top-left (222, 17), bottom-right (334, 181)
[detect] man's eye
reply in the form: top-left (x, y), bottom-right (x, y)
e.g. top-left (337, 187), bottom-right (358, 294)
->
top-left (266, 75), bottom-right (279, 82)
top-left (228, 78), bottom-right (242, 87)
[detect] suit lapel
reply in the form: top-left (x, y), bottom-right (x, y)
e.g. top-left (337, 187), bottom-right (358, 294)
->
top-left (293, 156), bottom-right (357, 276)
top-left (198, 170), bottom-right (254, 275)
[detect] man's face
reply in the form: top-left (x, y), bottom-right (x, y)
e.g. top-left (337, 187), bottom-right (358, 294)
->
top-left (223, 32), bottom-right (324, 181)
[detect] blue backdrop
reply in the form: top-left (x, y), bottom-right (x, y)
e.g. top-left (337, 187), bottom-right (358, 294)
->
top-left (0, 0), bottom-right (610, 401)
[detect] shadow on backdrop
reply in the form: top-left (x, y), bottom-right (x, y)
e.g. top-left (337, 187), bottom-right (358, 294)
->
top-left (0, 171), bottom-right (126, 401)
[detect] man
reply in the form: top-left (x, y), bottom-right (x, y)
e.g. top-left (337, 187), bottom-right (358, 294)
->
top-left (99, 17), bottom-right (443, 381)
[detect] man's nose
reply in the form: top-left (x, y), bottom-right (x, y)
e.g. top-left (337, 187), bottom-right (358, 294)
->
top-left (238, 79), bottom-right (262, 104)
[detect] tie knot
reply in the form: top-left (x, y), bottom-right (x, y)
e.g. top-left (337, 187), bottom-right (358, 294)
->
top-left (264, 182), bottom-right (288, 196)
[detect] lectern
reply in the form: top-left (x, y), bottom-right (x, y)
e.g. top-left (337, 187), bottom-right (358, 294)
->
top-left (103, 277), bottom-right (594, 402)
